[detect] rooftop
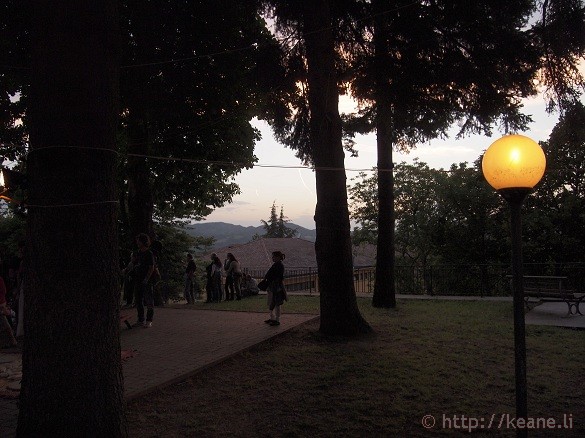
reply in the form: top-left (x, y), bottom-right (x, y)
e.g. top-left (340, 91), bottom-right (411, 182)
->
top-left (202, 237), bottom-right (376, 270)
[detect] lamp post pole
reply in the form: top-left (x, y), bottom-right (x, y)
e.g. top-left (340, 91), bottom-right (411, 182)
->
top-left (501, 189), bottom-right (529, 437)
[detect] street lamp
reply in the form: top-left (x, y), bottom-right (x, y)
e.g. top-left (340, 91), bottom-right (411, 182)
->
top-left (0, 167), bottom-right (26, 205)
top-left (0, 168), bottom-right (11, 202)
top-left (482, 134), bottom-right (546, 437)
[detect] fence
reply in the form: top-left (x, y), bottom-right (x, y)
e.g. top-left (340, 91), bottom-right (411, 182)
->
top-left (243, 263), bottom-right (585, 297)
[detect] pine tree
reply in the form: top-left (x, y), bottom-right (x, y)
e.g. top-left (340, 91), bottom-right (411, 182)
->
top-left (277, 206), bottom-right (298, 238)
top-left (261, 202), bottom-right (297, 238)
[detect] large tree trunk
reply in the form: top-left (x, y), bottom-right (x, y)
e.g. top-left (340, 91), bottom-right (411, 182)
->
top-left (372, 0), bottom-right (397, 308)
top-left (19, 1), bottom-right (127, 436)
top-left (303, 0), bottom-right (371, 336)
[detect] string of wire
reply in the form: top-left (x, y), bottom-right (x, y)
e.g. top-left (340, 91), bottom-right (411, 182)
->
top-left (17, 144), bottom-right (577, 175)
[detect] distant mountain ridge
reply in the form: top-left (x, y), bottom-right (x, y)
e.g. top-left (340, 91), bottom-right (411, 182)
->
top-left (185, 221), bottom-right (316, 249)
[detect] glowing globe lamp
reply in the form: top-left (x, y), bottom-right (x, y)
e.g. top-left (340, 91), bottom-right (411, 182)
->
top-left (482, 134), bottom-right (546, 192)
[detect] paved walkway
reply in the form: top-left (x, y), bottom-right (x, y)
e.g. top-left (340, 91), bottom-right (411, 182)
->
top-left (525, 301), bottom-right (585, 328)
top-left (0, 308), bottom-right (317, 437)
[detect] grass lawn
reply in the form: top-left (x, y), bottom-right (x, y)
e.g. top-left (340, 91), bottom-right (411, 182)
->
top-left (128, 297), bottom-right (584, 437)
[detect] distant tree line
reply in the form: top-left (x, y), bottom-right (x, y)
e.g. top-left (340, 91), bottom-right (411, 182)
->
top-left (349, 102), bottom-right (585, 268)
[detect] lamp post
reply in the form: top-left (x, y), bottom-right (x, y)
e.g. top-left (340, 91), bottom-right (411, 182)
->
top-left (482, 134), bottom-right (546, 437)
top-left (0, 168), bottom-right (11, 202)
top-left (0, 167), bottom-right (27, 205)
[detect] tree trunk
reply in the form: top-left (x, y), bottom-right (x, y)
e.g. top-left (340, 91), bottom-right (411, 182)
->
top-left (19, 1), bottom-right (127, 436)
top-left (372, 0), bottom-right (397, 308)
top-left (303, 0), bottom-right (371, 335)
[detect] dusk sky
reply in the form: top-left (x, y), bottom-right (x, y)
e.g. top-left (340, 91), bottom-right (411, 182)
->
top-left (203, 93), bottom-right (564, 229)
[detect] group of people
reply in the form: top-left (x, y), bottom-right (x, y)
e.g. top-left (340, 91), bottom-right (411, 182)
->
top-left (121, 236), bottom-right (287, 329)
top-left (203, 253), bottom-right (263, 302)
top-left (205, 252), bottom-right (243, 302)
top-left (204, 250), bottom-right (287, 326)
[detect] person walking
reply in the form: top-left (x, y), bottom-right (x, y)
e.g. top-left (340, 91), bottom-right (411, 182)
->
top-left (263, 251), bottom-right (287, 326)
top-left (225, 253), bottom-right (243, 300)
top-left (184, 253), bottom-right (196, 304)
top-left (133, 233), bottom-right (155, 328)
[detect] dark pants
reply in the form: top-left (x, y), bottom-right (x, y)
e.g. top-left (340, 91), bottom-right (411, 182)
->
top-left (233, 274), bottom-right (242, 299)
top-left (211, 272), bottom-right (222, 302)
top-left (135, 282), bottom-right (154, 322)
top-left (205, 278), bottom-right (212, 302)
top-left (123, 277), bottom-right (134, 306)
top-left (225, 275), bottom-right (234, 300)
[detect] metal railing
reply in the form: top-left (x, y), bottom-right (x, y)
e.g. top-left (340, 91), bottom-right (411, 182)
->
top-left (243, 263), bottom-right (585, 297)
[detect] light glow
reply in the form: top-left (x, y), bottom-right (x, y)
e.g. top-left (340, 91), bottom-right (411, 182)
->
top-left (482, 134), bottom-right (546, 190)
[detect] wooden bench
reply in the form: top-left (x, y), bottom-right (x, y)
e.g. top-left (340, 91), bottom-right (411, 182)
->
top-left (507, 275), bottom-right (585, 316)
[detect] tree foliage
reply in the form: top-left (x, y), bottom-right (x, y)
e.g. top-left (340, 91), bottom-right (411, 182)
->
top-left (149, 223), bottom-right (214, 301)
top-left (260, 202), bottom-right (298, 238)
top-left (525, 101), bottom-right (585, 263)
top-left (349, 103), bottom-right (585, 269)
top-left (119, 0), bottom-right (290, 237)
top-left (0, 1), bottom-right (291, 240)
top-left (0, 0), bottom-right (29, 163)
top-left (343, 0), bottom-right (584, 307)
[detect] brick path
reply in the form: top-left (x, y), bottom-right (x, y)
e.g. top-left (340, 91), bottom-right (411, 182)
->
top-left (0, 308), bottom-right (317, 437)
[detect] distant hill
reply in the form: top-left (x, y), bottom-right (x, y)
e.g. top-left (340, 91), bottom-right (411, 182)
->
top-left (185, 222), bottom-right (316, 249)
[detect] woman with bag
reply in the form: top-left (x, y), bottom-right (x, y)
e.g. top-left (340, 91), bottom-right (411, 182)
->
top-left (262, 251), bottom-right (287, 326)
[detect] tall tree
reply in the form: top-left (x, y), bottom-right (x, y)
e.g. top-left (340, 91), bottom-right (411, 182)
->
top-left (265, 0), bottom-right (371, 335)
top-left (18, 0), bottom-right (125, 435)
top-left (371, 0), bottom-right (396, 307)
top-left (347, 0), bottom-right (584, 307)
top-left (302, 0), bottom-right (371, 335)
